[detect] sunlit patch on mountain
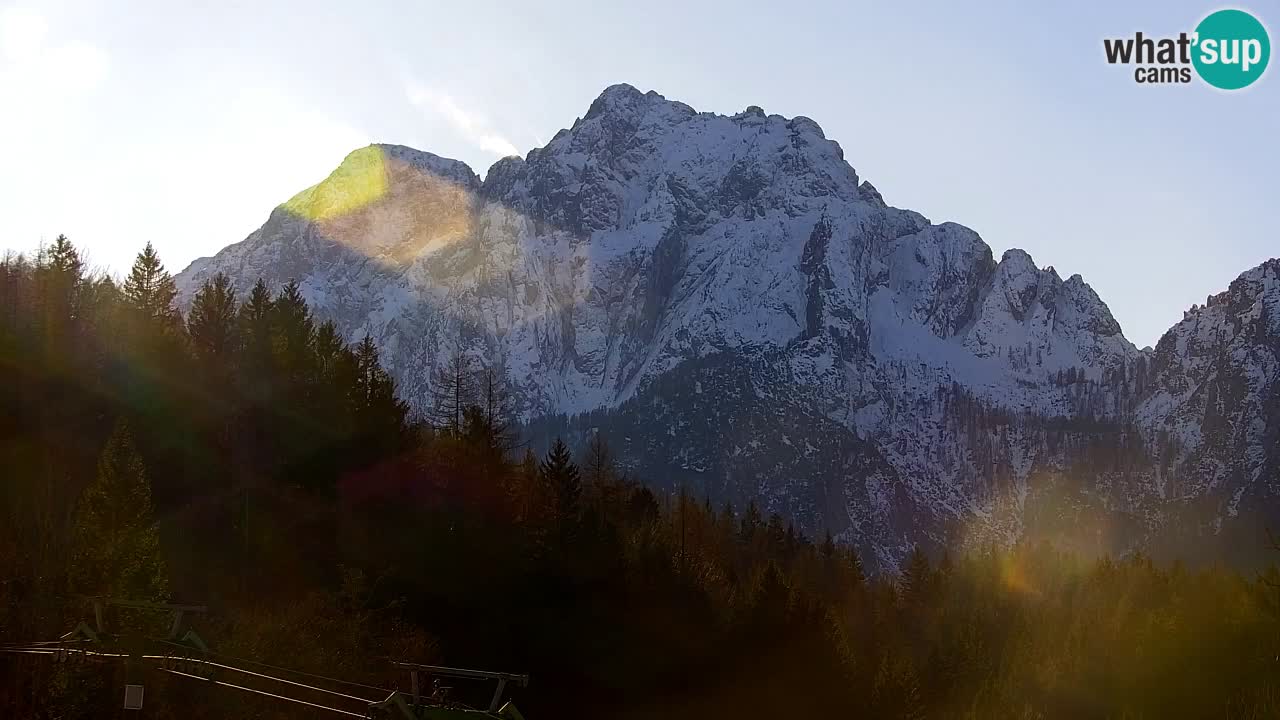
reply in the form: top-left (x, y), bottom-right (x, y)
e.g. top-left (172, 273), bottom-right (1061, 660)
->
top-left (283, 145), bottom-right (388, 222)
top-left (278, 144), bottom-right (478, 266)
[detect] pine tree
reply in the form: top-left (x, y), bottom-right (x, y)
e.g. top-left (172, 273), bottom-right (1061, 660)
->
top-left (539, 438), bottom-right (582, 521)
top-left (270, 279), bottom-right (316, 389)
top-left (187, 273), bottom-right (239, 364)
top-left (821, 529), bottom-right (837, 560)
top-left (69, 422), bottom-right (169, 601)
top-left (718, 501), bottom-right (735, 535)
top-left (899, 545), bottom-right (933, 605)
top-left (235, 279), bottom-right (276, 475)
top-left (847, 547), bottom-right (867, 591)
top-left (313, 321), bottom-right (347, 375)
top-left (122, 242), bottom-right (178, 326)
top-left (766, 512), bottom-right (787, 557)
top-left (504, 447), bottom-right (543, 524)
top-left (41, 235), bottom-right (84, 323)
top-left (47, 234), bottom-right (82, 277)
top-left (747, 563), bottom-right (792, 638)
top-left (239, 279), bottom-right (273, 338)
top-left (352, 334), bottom-right (408, 460)
top-left (36, 235), bottom-right (84, 371)
top-left (740, 500), bottom-right (763, 543)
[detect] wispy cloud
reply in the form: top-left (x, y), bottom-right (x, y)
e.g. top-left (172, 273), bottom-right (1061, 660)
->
top-left (404, 80), bottom-right (520, 158)
top-left (0, 7), bottom-right (108, 95)
top-left (0, 6), bottom-right (110, 170)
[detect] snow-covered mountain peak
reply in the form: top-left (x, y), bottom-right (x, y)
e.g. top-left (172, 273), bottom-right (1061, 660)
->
top-left (175, 84), bottom-right (1280, 569)
top-left (373, 144), bottom-right (482, 188)
top-left (493, 84), bottom-right (861, 226)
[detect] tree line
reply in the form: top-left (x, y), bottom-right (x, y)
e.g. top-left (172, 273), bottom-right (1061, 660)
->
top-left (2, 237), bottom-right (1280, 718)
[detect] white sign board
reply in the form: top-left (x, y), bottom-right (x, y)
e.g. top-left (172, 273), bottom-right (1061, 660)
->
top-left (123, 684), bottom-right (144, 710)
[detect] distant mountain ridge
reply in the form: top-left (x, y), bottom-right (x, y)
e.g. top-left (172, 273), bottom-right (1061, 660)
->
top-left (177, 84), bottom-right (1280, 569)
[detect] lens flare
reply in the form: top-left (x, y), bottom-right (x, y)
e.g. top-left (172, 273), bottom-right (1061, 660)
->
top-left (282, 145), bottom-right (389, 222)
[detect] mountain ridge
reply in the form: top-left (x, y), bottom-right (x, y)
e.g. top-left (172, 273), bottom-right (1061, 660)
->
top-left (176, 83), bottom-right (1280, 569)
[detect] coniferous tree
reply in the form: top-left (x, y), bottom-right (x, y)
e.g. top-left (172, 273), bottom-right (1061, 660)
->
top-left (477, 365), bottom-right (516, 453)
top-left (122, 242), bottom-right (178, 328)
top-left (429, 350), bottom-right (476, 435)
top-left (847, 546), bottom-right (867, 592)
top-left (187, 272), bottom-right (239, 365)
top-left (69, 422), bottom-right (169, 601)
top-left (583, 431), bottom-right (619, 521)
top-left (747, 562), bottom-right (791, 639)
top-left (899, 545), bottom-right (933, 606)
top-left (505, 447), bottom-right (543, 524)
top-left (352, 334), bottom-right (408, 466)
top-left (740, 500), bottom-right (763, 543)
top-left (766, 512), bottom-right (787, 558)
top-left (46, 234), bottom-right (82, 277)
top-left (313, 320), bottom-right (348, 378)
top-left (41, 235), bottom-right (83, 338)
top-left (540, 438), bottom-right (582, 522)
top-left (235, 279), bottom-right (275, 473)
top-left (626, 484), bottom-right (660, 526)
top-left (239, 279), bottom-right (274, 345)
top-left (270, 280), bottom-right (316, 392)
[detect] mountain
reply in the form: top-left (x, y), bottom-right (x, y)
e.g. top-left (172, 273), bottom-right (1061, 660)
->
top-left (176, 84), bottom-right (1280, 569)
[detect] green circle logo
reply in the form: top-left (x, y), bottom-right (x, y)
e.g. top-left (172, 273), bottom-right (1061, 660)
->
top-left (1192, 9), bottom-right (1270, 90)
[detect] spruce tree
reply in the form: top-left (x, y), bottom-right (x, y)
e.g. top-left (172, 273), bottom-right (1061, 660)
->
top-left (539, 438), bottom-right (582, 521)
top-left (37, 235), bottom-right (84, 368)
top-left (314, 321), bottom-right (347, 378)
top-left (239, 279), bottom-right (274, 339)
top-left (352, 334), bottom-right (408, 463)
top-left (747, 563), bottom-right (792, 638)
top-left (271, 280), bottom-right (314, 356)
top-left (740, 500), bottom-right (763, 543)
top-left (47, 234), bottom-right (82, 277)
top-left (187, 273), bottom-right (239, 364)
top-left (235, 279), bottom-right (275, 475)
top-left (69, 422), bottom-right (169, 601)
top-left (122, 242), bottom-right (178, 326)
top-left (506, 447), bottom-right (543, 524)
top-left (847, 546), bottom-right (866, 591)
top-left (899, 545), bottom-right (933, 605)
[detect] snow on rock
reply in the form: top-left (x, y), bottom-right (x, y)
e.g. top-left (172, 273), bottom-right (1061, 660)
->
top-left (176, 85), bottom-right (1280, 570)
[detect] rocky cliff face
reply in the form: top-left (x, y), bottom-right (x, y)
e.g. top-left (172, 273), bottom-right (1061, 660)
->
top-left (177, 84), bottom-right (1279, 569)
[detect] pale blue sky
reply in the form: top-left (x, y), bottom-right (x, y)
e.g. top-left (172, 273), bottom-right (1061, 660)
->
top-left (0, 0), bottom-right (1274, 348)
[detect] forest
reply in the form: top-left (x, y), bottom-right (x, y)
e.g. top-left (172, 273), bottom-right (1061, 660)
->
top-left (4, 236), bottom-right (1280, 719)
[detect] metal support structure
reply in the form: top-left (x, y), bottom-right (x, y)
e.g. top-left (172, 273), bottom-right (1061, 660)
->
top-left (77, 597), bottom-right (208, 641)
top-left (392, 661), bottom-right (528, 714)
top-left (5, 615), bottom-right (528, 719)
top-left (488, 678), bottom-right (507, 713)
top-left (391, 663), bottom-right (529, 687)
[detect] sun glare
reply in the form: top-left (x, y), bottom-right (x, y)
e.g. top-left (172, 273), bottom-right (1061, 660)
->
top-left (281, 144), bottom-right (390, 222)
